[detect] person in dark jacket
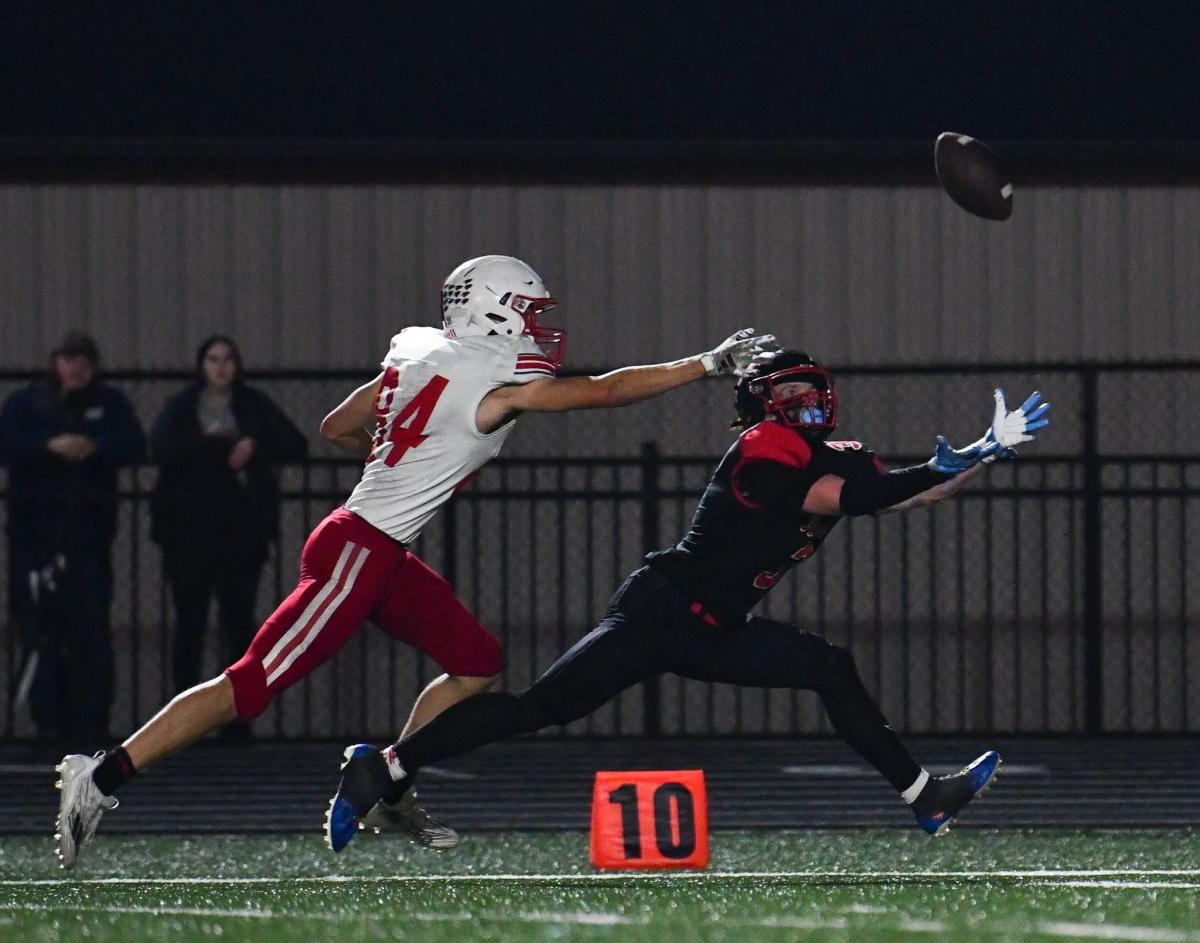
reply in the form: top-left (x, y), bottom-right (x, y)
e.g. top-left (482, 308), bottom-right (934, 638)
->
top-left (150, 336), bottom-right (307, 722)
top-left (0, 331), bottom-right (146, 742)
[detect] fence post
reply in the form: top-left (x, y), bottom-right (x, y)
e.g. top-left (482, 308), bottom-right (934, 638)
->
top-left (1082, 367), bottom-right (1103, 733)
top-left (640, 441), bottom-right (662, 737)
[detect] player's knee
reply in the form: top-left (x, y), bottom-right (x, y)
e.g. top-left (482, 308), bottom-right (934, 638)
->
top-left (477, 634), bottom-right (504, 677)
top-left (223, 659), bottom-right (273, 722)
top-left (442, 631), bottom-right (504, 679)
top-left (482, 690), bottom-right (552, 735)
top-left (526, 690), bottom-right (581, 730)
top-left (449, 673), bottom-right (500, 697)
top-left (208, 675), bottom-right (239, 724)
top-left (819, 642), bottom-right (860, 685)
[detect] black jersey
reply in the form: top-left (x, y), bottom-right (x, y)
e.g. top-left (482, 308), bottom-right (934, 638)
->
top-left (646, 420), bottom-right (884, 620)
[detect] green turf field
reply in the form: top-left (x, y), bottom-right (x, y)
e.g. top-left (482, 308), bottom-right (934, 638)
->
top-left (1, 830), bottom-right (1197, 942)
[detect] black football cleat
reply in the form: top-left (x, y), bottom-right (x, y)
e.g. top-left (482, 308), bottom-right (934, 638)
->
top-left (324, 744), bottom-right (393, 852)
top-left (911, 750), bottom-right (1002, 837)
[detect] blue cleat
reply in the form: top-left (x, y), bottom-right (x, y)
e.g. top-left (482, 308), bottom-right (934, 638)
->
top-left (325, 744), bottom-right (391, 853)
top-left (911, 750), bottom-right (1002, 837)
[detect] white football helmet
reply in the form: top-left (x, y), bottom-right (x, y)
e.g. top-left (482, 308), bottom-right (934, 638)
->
top-left (440, 255), bottom-right (566, 366)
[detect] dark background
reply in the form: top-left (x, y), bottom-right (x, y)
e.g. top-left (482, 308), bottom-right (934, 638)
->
top-left (2, 2), bottom-right (1198, 180)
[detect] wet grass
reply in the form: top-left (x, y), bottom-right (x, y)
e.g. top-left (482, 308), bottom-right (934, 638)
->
top-left (1, 830), bottom-right (1197, 942)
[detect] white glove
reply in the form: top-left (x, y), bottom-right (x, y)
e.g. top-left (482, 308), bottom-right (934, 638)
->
top-left (960, 388), bottom-right (1051, 464)
top-left (987, 389), bottom-right (1051, 449)
top-left (700, 328), bottom-right (778, 376)
top-left (931, 383), bottom-right (1056, 470)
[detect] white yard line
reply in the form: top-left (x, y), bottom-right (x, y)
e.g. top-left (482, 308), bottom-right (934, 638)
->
top-left (4, 904), bottom-right (1199, 939)
top-left (1052, 881), bottom-right (1200, 891)
top-left (4, 903), bottom-right (642, 927)
top-left (1037, 921), bottom-right (1198, 942)
top-left (782, 763), bottom-right (1050, 776)
top-left (13, 903), bottom-right (282, 920)
top-left (741, 916), bottom-right (849, 930)
top-left (496, 911), bottom-right (637, 926)
top-left (3, 867), bottom-right (1199, 887)
top-left (897, 919), bottom-right (951, 932)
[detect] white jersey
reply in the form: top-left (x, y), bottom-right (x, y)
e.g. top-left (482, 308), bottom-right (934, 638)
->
top-left (345, 327), bottom-right (554, 543)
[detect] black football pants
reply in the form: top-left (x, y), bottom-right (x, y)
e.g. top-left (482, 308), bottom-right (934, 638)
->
top-left (396, 566), bottom-right (922, 792)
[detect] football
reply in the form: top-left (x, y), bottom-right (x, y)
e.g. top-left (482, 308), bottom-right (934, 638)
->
top-left (934, 131), bottom-right (1013, 220)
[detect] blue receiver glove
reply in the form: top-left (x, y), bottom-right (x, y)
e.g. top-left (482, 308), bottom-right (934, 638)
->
top-left (929, 388), bottom-right (1051, 475)
top-left (928, 435), bottom-right (1006, 475)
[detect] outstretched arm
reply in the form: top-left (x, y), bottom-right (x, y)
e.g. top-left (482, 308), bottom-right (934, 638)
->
top-left (483, 356), bottom-right (705, 416)
top-left (804, 388), bottom-right (1052, 517)
top-left (476, 328), bottom-right (775, 432)
top-left (882, 462), bottom-right (988, 513)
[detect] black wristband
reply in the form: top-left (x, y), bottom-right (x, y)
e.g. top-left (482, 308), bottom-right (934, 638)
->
top-left (838, 464), bottom-right (953, 516)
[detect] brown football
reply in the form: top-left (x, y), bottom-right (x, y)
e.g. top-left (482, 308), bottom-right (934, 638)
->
top-left (934, 131), bottom-right (1013, 221)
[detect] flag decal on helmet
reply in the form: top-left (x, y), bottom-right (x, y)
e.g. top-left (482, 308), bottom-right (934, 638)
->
top-left (441, 277), bottom-right (473, 315)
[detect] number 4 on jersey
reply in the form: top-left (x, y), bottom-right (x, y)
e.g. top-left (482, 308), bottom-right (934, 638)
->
top-left (370, 370), bottom-right (449, 467)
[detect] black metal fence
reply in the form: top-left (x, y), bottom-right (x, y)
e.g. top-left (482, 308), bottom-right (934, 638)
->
top-left (2, 363), bottom-right (1198, 739)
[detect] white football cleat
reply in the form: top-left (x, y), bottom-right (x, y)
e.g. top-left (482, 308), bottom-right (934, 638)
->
top-left (359, 790), bottom-right (460, 849)
top-left (55, 752), bottom-right (118, 869)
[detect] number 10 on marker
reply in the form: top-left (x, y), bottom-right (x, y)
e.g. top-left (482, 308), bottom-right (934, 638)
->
top-left (589, 770), bottom-right (709, 870)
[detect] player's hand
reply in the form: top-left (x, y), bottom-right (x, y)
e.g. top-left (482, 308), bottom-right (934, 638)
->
top-left (986, 389), bottom-right (1051, 450)
top-left (228, 436), bottom-right (256, 471)
top-left (46, 433), bottom-right (96, 462)
top-left (927, 435), bottom-right (1006, 475)
top-left (700, 328), bottom-right (778, 376)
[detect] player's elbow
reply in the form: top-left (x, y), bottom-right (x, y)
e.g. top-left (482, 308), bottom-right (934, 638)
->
top-left (318, 414), bottom-right (344, 442)
top-left (565, 375), bottom-right (623, 409)
top-left (597, 375), bottom-right (629, 408)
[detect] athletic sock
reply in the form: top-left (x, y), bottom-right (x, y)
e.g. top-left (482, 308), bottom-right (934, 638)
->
top-left (900, 769), bottom-right (931, 805)
top-left (378, 746), bottom-right (408, 804)
top-left (92, 746), bottom-right (137, 796)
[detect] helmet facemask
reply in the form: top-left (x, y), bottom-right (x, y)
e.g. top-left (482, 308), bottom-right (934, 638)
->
top-left (505, 293), bottom-right (566, 367)
top-left (755, 369), bottom-right (837, 432)
top-left (734, 352), bottom-right (838, 437)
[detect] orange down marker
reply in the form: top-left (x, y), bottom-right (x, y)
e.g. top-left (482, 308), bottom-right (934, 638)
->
top-left (589, 769), bottom-right (709, 870)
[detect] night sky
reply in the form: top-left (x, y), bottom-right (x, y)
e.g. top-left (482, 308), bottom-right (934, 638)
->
top-left (2, 1), bottom-right (1197, 143)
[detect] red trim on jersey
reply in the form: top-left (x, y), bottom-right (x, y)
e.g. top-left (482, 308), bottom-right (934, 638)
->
top-left (729, 422), bottom-right (813, 509)
top-left (729, 456), bottom-right (763, 510)
top-left (740, 421), bottom-right (814, 468)
top-left (516, 354), bottom-right (556, 377)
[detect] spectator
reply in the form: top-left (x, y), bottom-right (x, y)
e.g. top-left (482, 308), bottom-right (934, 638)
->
top-left (149, 336), bottom-right (307, 735)
top-left (0, 331), bottom-right (145, 743)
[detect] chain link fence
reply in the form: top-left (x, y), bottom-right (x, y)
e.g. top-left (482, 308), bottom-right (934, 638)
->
top-left (1, 363), bottom-right (1198, 740)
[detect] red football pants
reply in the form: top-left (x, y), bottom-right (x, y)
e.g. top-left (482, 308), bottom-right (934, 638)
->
top-left (225, 507), bottom-right (502, 721)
